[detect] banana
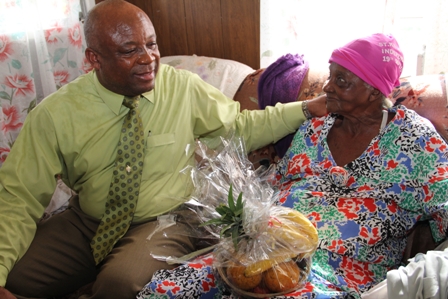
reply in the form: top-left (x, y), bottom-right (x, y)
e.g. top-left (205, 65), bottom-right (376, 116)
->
top-left (235, 207), bottom-right (319, 278)
top-left (273, 206), bottom-right (318, 245)
top-left (244, 252), bottom-right (296, 277)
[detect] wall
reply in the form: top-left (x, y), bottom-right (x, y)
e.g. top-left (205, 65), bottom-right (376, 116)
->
top-left (95, 0), bottom-right (260, 69)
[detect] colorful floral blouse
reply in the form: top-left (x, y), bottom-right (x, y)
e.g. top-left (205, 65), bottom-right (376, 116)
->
top-left (273, 105), bottom-right (448, 297)
top-left (136, 105), bottom-right (448, 299)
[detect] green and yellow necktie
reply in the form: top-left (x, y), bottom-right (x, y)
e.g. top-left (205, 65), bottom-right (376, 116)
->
top-left (91, 96), bottom-right (145, 265)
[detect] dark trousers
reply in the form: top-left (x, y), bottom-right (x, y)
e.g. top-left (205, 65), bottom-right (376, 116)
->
top-left (5, 196), bottom-right (196, 299)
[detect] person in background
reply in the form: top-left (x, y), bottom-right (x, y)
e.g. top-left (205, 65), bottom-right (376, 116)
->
top-left (0, 0), bottom-right (326, 298)
top-left (257, 53), bottom-right (310, 159)
top-left (273, 33), bottom-right (448, 298)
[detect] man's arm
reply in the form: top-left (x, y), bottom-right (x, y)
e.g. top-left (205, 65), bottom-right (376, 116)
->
top-left (233, 94), bottom-right (328, 152)
top-left (189, 71), bottom-right (328, 153)
top-left (304, 94), bottom-right (327, 118)
top-left (0, 107), bottom-right (62, 287)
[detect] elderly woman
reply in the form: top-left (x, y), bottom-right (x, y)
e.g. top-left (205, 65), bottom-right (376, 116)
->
top-left (274, 33), bottom-right (448, 298)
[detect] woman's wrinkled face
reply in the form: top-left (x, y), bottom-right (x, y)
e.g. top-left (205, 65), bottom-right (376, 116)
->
top-left (88, 12), bottom-right (160, 97)
top-left (322, 63), bottom-right (373, 115)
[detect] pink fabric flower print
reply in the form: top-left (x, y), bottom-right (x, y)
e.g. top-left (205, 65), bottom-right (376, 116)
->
top-left (68, 23), bottom-right (82, 48)
top-left (405, 83), bottom-right (430, 108)
top-left (4, 74), bottom-right (35, 97)
top-left (0, 35), bottom-right (14, 62)
top-left (53, 70), bottom-right (70, 87)
top-left (1, 105), bottom-right (23, 133)
top-left (44, 24), bottom-right (63, 44)
top-left (0, 147), bottom-right (10, 163)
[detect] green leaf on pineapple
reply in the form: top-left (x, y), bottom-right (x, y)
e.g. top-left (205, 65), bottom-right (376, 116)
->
top-left (198, 184), bottom-right (245, 251)
top-left (228, 184), bottom-right (236, 210)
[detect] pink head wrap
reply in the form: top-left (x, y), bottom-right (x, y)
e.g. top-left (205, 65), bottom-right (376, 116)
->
top-left (329, 33), bottom-right (404, 97)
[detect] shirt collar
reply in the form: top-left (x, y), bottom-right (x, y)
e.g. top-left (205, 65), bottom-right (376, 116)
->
top-left (92, 71), bottom-right (154, 115)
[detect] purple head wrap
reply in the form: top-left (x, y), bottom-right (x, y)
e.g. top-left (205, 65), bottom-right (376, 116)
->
top-left (257, 53), bottom-right (309, 158)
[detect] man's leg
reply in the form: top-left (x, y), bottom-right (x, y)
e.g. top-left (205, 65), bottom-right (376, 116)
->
top-left (83, 210), bottom-right (197, 299)
top-left (5, 196), bottom-right (99, 298)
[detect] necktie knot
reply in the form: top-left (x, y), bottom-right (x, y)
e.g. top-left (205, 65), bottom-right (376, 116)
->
top-left (123, 96), bottom-right (140, 109)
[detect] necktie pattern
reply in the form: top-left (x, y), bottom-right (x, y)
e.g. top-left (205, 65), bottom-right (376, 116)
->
top-left (91, 96), bottom-right (145, 265)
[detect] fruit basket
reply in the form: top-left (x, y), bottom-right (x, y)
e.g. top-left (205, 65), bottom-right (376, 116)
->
top-left (178, 135), bottom-right (318, 297)
top-left (204, 189), bottom-right (317, 297)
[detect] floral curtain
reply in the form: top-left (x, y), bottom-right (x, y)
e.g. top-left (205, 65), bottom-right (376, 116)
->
top-left (0, 0), bottom-right (92, 165)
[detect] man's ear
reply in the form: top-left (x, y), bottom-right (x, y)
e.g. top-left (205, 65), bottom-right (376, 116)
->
top-left (85, 48), bottom-right (100, 70)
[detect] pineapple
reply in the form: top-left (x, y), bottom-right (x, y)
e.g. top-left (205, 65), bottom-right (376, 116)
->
top-left (201, 185), bottom-right (314, 294)
top-left (201, 184), bottom-right (245, 251)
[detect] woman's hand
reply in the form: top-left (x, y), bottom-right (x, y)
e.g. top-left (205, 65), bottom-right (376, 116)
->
top-left (0, 287), bottom-right (16, 299)
top-left (305, 94), bottom-right (327, 118)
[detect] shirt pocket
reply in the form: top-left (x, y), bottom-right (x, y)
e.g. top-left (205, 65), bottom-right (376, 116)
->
top-left (142, 132), bottom-right (175, 180)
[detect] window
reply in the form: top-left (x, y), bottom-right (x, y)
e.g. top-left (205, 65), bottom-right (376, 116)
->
top-left (260, 0), bottom-right (447, 76)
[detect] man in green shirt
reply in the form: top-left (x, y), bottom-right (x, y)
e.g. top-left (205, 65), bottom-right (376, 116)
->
top-left (0, 1), bottom-right (326, 298)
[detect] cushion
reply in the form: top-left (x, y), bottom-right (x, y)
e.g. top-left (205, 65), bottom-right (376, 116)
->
top-left (160, 55), bottom-right (254, 99)
top-left (390, 74), bottom-right (448, 142)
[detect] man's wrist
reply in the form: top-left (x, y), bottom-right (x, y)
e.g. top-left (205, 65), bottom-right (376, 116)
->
top-left (303, 94), bottom-right (328, 118)
top-left (301, 100), bottom-right (313, 119)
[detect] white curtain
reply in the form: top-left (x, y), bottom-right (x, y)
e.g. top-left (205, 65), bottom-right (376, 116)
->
top-left (0, 0), bottom-right (91, 165)
top-left (260, 0), bottom-right (448, 76)
top-left (420, 0), bottom-right (448, 75)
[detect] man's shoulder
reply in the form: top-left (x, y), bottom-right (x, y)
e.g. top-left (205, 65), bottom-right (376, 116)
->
top-left (40, 72), bottom-right (97, 105)
top-left (157, 63), bottom-right (201, 82)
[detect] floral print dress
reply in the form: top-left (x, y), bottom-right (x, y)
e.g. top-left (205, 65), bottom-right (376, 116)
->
top-left (137, 105), bottom-right (448, 299)
top-left (273, 105), bottom-right (448, 298)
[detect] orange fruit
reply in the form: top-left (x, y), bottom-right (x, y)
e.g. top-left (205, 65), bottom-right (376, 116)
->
top-left (262, 260), bottom-right (300, 293)
top-left (226, 262), bottom-right (262, 291)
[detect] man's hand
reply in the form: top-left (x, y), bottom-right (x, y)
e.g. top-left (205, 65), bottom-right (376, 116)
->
top-left (305, 94), bottom-right (327, 118)
top-left (0, 286), bottom-right (16, 299)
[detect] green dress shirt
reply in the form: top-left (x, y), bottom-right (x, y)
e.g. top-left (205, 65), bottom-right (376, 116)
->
top-left (0, 64), bottom-right (306, 286)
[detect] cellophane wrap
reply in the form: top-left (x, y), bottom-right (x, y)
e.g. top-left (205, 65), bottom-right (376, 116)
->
top-left (180, 135), bottom-right (317, 295)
